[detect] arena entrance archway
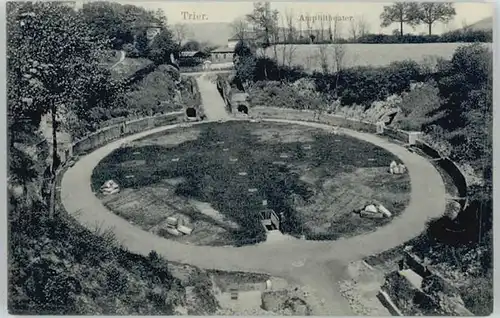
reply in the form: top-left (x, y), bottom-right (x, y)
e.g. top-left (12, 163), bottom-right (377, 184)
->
top-left (186, 107), bottom-right (197, 118)
top-left (237, 105), bottom-right (249, 115)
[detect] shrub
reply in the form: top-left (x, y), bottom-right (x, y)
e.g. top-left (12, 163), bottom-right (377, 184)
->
top-left (392, 81), bottom-right (442, 131)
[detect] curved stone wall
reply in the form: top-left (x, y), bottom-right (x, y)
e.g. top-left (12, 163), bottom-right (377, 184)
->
top-left (64, 107), bottom-right (468, 212)
top-left (71, 112), bottom-right (184, 156)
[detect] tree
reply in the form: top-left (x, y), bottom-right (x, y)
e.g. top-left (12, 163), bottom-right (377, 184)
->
top-left (182, 40), bottom-right (201, 51)
top-left (135, 29), bottom-right (150, 57)
top-left (246, 2), bottom-right (279, 48)
top-left (380, 2), bottom-right (420, 37)
top-left (349, 15), bottom-right (369, 41)
top-left (148, 28), bottom-right (178, 64)
top-left (172, 23), bottom-right (190, 47)
top-left (305, 11), bottom-right (313, 43)
top-left (230, 17), bottom-right (250, 42)
top-left (331, 16), bottom-right (346, 72)
top-left (281, 9), bottom-right (297, 67)
top-left (80, 1), bottom-right (133, 49)
top-left (7, 2), bottom-right (110, 177)
top-left (416, 3), bottom-right (456, 35)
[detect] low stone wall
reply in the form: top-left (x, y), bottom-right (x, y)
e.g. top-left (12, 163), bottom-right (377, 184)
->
top-left (71, 112), bottom-right (184, 156)
top-left (251, 106), bottom-right (468, 210)
top-left (66, 105), bottom-right (468, 212)
top-left (252, 107), bottom-right (378, 134)
top-left (415, 140), bottom-right (467, 202)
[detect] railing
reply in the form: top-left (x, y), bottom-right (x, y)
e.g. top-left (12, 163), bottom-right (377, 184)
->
top-left (69, 112), bottom-right (184, 157)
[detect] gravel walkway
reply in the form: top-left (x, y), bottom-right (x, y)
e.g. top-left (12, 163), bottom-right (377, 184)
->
top-left (61, 77), bottom-right (446, 315)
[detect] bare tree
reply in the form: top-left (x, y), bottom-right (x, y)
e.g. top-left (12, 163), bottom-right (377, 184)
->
top-left (297, 13), bottom-right (303, 41)
top-left (304, 11), bottom-right (313, 43)
top-left (358, 15), bottom-right (369, 38)
top-left (230, 17), bottom-right (250, 41)
top-left (246, 2), bottom-right (278, 48)
top-left (331, 16), bottom-right (346, 99)
top-left (285, 9), bottom-right (295, 43)
top-left (279, 10), bottom-right (297, 69)
top-left (318, 17), bottom-right (325, 42)
top-left (173, 23), bottom-right (191, 47)
top-left (349, 15), bottom-right (369, 41)
top-left (331, 17), bottom-right (345, 72)
top-left (317, 44), bottom-right (329, 73)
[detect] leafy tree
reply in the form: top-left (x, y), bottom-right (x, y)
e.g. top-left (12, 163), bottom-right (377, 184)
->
top-left (148, 28), bottom-right (178, 65)
top-left (380, 2), bottom-right (420, 37)
top-left (416, 3), bottom-right (456, 36)
top-left (182, 40), bottom-right (201, 51)
top-left (7, 2), bottom-right (111, 175)
top-left (80, 1), bottom-right (134, 49)
top-left (135, 29), bottom-right (150, 57)
top-left (234, 40), bottom-right (254, 57)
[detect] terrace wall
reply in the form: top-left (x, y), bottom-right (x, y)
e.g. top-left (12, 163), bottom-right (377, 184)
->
top-left (62, 105), bottom-right (468, 213)
top-left (71, 112), bottom-right (184, 156)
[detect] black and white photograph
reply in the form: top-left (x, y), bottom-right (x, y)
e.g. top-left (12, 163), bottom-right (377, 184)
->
top-left (5, 0), bottom-right (494, 316)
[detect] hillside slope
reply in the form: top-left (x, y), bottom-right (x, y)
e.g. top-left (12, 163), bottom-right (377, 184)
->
top-left (464, 16), bottom-right (493, 31)
top-left (185, 22), bottom-right (233, 46)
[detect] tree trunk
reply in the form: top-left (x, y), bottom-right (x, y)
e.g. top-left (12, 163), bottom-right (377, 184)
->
top-left (51, 105), bottom-right (58, 175)
top-left (400, 21), bottom-right (404, 37)
top-left (428, 23), bottom-right (432, 36)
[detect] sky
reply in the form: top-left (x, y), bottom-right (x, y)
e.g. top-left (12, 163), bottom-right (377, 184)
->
top-left (108, 1), bottom-right (494, 35)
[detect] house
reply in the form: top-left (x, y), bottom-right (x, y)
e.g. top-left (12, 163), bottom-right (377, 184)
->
top-left (177, 51), bottom-right (210, 66)
top-left (132, 22), bottom-right (162, 43)
top-left (209, 46), bottom-right (235, 63)
top-left (227, 31), bottom-right (261, 49)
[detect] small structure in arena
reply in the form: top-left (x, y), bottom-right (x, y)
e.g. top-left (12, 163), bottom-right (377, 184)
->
top-left (390, 161), bottom-right (407, 174)
top-left (376, 121), bottom-right (385, 134)
top-left (389, 161), bottom-right (398, 174)
top-left (177, 224), bottom-right (193, 235)
top-left (101, 180), bottom-right (120, 195)
top-left (357, 203), bottom-right (392, 219)
top-left (407, 132), bottom-right (422, 145)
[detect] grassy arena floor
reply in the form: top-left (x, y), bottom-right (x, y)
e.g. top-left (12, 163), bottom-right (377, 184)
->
top-left (91, 121), bottom-right (411, 246)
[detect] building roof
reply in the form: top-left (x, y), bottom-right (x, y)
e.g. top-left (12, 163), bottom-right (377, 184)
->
top-left (210, 46), bottom-right (234, 53)
top-left (179, 51), bottom-right (206, 58)
top-left (132, 22), bottom-right (162, 29)
top-left (228, 31), bottom-right (260, 41)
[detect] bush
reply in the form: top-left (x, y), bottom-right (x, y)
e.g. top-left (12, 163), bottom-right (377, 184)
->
top-left (392, 81), bottom-right (442, 131)
top-left (248, 81), bottom-right (324, 110)
top-left (7, 197), bottom-right (196, 315)
top-left (355, 30), bottom-right (492, 44)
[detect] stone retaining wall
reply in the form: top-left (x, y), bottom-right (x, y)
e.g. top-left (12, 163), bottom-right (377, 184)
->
top-left (71, 112), bottom-right (184, 156)
top-left (64, 106), bottom-right (468, 212)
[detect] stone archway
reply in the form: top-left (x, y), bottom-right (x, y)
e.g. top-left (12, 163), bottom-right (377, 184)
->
top-left (186, 107), bottom-right (197, 118)
top-left (237, 104), bottom-right (249, 115)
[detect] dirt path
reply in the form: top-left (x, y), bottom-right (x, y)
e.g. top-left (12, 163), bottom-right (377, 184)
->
top-left (61, 73), bottom-right (446, 317)
top-left (110, 50), bottom-right (125, 70)
top-left (195, 75), bottom-right (231, 120)
top-left (61, 116), bottom-right (446, 315)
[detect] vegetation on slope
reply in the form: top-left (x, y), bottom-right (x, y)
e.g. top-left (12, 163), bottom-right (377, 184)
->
top-left (7, 2), bottom-right (216, 314)
top-left (234, 39), bottom-right (492, 314)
